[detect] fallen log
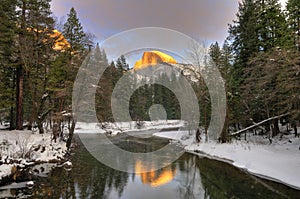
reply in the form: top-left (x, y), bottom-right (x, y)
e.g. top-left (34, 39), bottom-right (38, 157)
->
top-left (230, 113), bottom-right (290, 137)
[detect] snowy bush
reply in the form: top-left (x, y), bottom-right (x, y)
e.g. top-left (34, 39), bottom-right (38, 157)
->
top-left (0, 139), bottom-right (11, 159)
top-left (15, 134), bottom-right (34, 159)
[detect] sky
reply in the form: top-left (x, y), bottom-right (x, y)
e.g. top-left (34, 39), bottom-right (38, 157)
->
top-left (51, 0), bottom-right (288, 66)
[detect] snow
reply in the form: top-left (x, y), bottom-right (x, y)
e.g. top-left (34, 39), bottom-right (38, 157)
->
top-left (0, 130), bottom-right (67, 180)
top-left (0, 165), bottom-right (14, 180)
top-left (63, 160), bottom-right (72, 167)
top-left (0, 181), bottom-right (32, 190)
top-left (26, 181), bottom-right (34, 187)
top-left (74, 120), bottom-right (185, 135)
top-left (154, 130), bottom-right (300, 190)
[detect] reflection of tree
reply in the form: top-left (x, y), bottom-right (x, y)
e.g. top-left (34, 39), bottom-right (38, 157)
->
top-left (196, 157), bottom-right (293, 199)
top-left (28, 140), bottom-right (129, 198)
top-left (175, 153), bottom-right (299, 199)
top-left (177, 154), bottom-right (203, 199)
top-left (70, 144), bottom-right (129, 198)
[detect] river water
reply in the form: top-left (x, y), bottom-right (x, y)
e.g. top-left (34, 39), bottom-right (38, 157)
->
top-left (0, 134), bottom-right (299, 198)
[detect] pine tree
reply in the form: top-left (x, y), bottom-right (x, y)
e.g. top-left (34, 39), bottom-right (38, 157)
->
top-left (286, 0), bottom-right (300, 50)
top-left (63, 7), bottom-right (86, 52)
top-left (0, 0), bottom-right (17, 129)
top-left (116, 55), bottom-right (129, 75)
top-left (256, 0), bottom-right (292, 51)
top-left (209, 42), bottom-right (222, 68)
top-left (209, 41), bottom-right (234, 141)
top-left (243, 48), bottom-right (300, 137)
top-left (228, 0), bottom-right (259, 128)
top-left (15, 0), bottom-right (55, 133)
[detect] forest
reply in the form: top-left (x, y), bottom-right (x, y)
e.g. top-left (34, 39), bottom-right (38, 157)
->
top-left (0, 0), bottom-right (299, 144)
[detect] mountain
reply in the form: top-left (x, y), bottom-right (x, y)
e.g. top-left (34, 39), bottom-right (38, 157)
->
top-left (50, 30), bottom-right (70, 51)
top-left (134, 51), bottom-right (177, 70)
top-left (131, 50), bottom-right (200, 83)
top-left (27, 28), bottom-right (70, 51)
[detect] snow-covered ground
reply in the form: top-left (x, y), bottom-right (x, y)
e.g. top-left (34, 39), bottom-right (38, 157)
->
top-left (74, 120), bottom-right (185, 135)
top-left (0, 130), bottom-right (67, 181)
top-left (154, 130), bottom-right (300, 190)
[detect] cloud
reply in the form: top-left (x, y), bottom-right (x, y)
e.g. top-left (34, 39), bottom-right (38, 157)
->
top-left (51, 0), bottom-right (239, 43)
top-left (51, 0), bottom-right (289, 65)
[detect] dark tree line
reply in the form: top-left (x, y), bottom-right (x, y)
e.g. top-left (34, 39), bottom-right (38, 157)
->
top-left (0, 1), bottom-right (92, 148)
top-left (209, 0), bottom-right (300, 141)
top-left (96, 56), bottom-right (182, 122)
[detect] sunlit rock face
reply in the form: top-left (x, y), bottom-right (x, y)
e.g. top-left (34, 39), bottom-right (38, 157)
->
top-left (27, 28), bottom-right (70, 51)
top-left (50, 30), bottom-right (70, 51)
top-left (134, 51), bottom-right (177, 70)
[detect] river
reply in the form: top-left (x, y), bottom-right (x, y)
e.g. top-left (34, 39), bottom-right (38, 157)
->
top-left (0, 134), bottom-right (299, 198)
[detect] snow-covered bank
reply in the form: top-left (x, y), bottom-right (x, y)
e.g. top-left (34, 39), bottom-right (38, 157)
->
top-left (154, 131), bottom-right (300, 190)
top-left (0, 130), bottom-right (67, 181)
top-left (74, 120), bottom-right (185, 135)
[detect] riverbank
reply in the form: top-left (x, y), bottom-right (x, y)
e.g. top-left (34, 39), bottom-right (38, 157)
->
top-left (154, 130), bottom-right (300, 190)
top-left (0, 130), bottom-right (68, 184)
top-left (74, 120), bottom-right (184, 135)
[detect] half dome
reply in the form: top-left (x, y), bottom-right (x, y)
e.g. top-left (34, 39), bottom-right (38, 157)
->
top-left (134, 51), bottom-right (177, 70)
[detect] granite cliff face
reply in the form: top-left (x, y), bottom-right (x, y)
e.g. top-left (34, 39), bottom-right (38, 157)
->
top-left (50, 30), bottom-right (70, 51)
top-left (134, 51), bottom-right (177, 70)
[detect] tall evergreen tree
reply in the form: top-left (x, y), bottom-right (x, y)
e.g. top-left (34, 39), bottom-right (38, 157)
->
top-left (209, 41), bottom-right (233, 141)
top-left (0, 0), bottom-right (17, 129)
top-left (15, 0), bottom-right (55, 133)
top-left (116, 55), bottom-right (129, 75)
top-left (209, 42), bottom-right (222, 68)
top-left (228, 0), bottom-right (259, 127)
top-left (63, 7), bottom-right (86, 52)
top-left (256, 0), bottom-right (292, 51)
top-left (286, 0), bottom-right (300, 50)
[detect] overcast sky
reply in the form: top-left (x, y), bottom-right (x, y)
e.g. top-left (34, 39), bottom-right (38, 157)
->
top-left (51, 0), bottom-right (288, 65)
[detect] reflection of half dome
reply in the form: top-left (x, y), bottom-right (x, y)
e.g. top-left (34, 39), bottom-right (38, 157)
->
top-left (135, 161), bottom-right (175, 187)
top-left (134, 51), bottom-right (177, 70)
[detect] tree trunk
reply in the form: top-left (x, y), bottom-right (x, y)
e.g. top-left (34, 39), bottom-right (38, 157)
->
top-left (293, 124), bottom-right (298, 137)
top-left (37, 119), bottom-right (44, 134)
top-left (271, 118), bottom-right (280, 137)
top-left (220, 105), bottom-right (229, 143)
top-left (16, 0), bottom-right (26, 131)
top-left (204, 101), bottom-right (208, 142)
top-left (27, 110), bottom-right (35, 130)
top-left (66, 119), bottom-right (76, 150)
top-left (9, 106), bottom-right (15, 130)
top-left (15, 66), bottom-right (24, 130)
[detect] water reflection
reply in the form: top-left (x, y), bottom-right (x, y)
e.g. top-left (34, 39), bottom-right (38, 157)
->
top-left (1, 135), bottom-right (299, 198)
top-left (135, 161), bottom-right (176, 187)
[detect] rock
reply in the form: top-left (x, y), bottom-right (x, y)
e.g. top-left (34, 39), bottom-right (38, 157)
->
top-left (134, 51), bottom-right (177, 70)
top-left (26, 181), bottom-right (34, 189)
top-left (63, 161), bottom-right (72, 171)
